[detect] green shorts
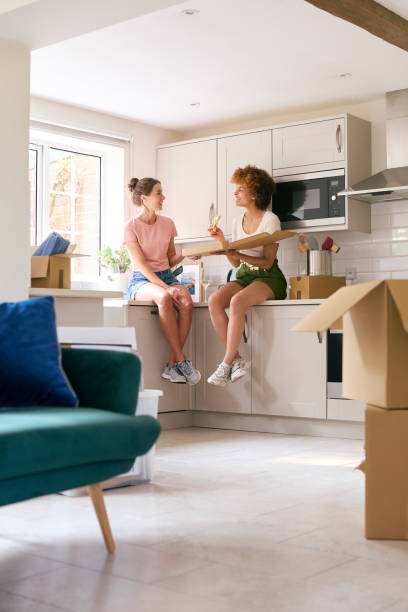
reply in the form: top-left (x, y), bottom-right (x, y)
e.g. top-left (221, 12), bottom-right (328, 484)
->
top-left (234, 260), bottom-right (287, 299)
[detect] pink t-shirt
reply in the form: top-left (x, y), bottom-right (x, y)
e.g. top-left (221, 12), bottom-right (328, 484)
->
top-left (123, 214), bottom-right (177, 272)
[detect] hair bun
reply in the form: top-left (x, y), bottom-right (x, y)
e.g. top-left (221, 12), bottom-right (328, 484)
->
top-left (128, 178), bottom-right (139, 192)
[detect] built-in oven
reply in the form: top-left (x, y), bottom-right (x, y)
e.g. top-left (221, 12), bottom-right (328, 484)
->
top-left (327, 329), bottom-right (343, 399)
top-left (273, 169), bottom-right (345, 229)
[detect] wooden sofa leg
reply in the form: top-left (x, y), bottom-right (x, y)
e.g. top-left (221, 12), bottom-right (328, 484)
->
top-left (87, 483), bottom-right (115, 553)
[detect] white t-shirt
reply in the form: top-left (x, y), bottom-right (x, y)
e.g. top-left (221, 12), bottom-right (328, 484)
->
top-left (231, 210), bottom-right (281, 257)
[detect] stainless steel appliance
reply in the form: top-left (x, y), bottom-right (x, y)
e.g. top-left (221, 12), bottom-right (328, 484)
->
top-left (327, 329), bottom-right (342, 399)
top-left (273, 169), bottom-right (345, 229)
top-left (339, 89), bottom-right (408, 203)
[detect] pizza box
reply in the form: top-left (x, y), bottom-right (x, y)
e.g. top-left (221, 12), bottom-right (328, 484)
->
top-left (181, 231), bottom-right (296, 257)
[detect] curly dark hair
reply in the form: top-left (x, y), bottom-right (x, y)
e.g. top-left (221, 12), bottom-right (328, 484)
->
top-left (231, 165), bottom-right (275, 211)
top-left (128, 177), bottom-right (160, 207)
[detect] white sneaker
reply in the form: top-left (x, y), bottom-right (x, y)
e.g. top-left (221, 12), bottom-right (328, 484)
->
top-left (175, 359), bottom-right (201, 385)
top-left (161, 364), bottom-right (171, 380)
top-left (207, 362), bottom-right (231, 387)
top-left (230, 357), bottom-right (250, 383)
top-left (167, 364), bottom-right (187, 384)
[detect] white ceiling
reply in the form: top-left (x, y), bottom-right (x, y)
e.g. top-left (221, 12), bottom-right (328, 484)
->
top-left (0, 0), bottom-right (184, 48)
top-left (29, 0), bottom-right (408, 131)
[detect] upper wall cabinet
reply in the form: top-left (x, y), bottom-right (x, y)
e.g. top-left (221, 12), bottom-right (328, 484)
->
top-left (218, 130), bottom-right (272, 233)
top-left (272, 118), bottom-right (345, 175)
top-left (157, 139), bottom-right (217, 240)
top-left (157, 113), bottom-right (372, 239)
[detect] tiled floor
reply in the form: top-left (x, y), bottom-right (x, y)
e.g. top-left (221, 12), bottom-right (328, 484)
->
top-left (1, 427), bottom-right (408, 612)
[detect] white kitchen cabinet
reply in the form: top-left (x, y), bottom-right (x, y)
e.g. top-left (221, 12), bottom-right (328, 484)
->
top-left (273, 118), bottom-right (345, 174)
top-left (217, 130), bottom-right (272, 232)
top-left (194, 307), bottom-right (252, 414)
top-left (251, 305), bottom-right (326, 419)
top-left (157, 139), bottom-right (217, 241)
top-left (126, 305), bottom-right (193, 413)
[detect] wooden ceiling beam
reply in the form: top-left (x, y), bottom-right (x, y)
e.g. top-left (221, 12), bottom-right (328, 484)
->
top-left (305, 0), bottom-right (408, 53)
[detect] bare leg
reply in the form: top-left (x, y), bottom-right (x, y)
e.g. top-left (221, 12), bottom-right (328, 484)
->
top-left (168, 287), bottom-right (193, 364)
top-left (224, 282), bottom-right (275, 364)
top-left (135, 283), bottom-right (185, 363)
top-left (208, 282), bottom-right (243, 348)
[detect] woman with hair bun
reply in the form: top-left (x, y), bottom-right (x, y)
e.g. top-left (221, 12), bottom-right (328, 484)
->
top-left (207, 165), bottom-right (287, 387)
top-left (124, 177), bottom-right (200, 385)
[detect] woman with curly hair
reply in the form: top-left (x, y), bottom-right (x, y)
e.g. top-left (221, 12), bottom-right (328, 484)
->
top-left (207, 165), bottom-right (287, 387)
top-left (124, 177), bottom-right (200, 385)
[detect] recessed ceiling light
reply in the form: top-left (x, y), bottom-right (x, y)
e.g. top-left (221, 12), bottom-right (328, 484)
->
top-left (189, 102), bottom-right (200, 107)
top-left (338, 72), bottom-right (352, 78)
top-left (181, 8), bottom-right (200, 16)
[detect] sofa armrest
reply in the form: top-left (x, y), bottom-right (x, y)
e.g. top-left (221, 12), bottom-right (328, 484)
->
top-left (61, 348), bottom-right (141, 415)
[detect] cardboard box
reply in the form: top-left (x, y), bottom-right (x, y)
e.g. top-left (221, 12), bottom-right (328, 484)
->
top-left (293, 280), bottom-right (408, 408)
top-left (289, 275), bottom-right (345, 299)
top-left (181, 230), bottom-right (296, 257)
top-left (365, 405), bottom-right (408, 540)
top-left (30, 248), bottom-right (87, 289)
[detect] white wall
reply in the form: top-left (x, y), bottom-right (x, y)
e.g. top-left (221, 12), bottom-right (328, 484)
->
top-left (181, 97), bottom-right (408, 290)
top-left (0, 39), bottom-right (30, 301)
top-left (30, 97), bottom-right (182, 223)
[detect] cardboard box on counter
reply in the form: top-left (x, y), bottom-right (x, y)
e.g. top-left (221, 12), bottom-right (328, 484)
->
top-left (365, 405), bottom-right (408, 540)
top-left (293, 280), bottom-right (408, 408)
top-left (30, 247), bottom-right (88, 289)
top-left (289, 275), bottom-right (345, 300)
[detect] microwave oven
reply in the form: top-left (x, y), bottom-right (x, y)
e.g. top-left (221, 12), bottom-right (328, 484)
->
top-left (272, 170), bottom-right (345, 229)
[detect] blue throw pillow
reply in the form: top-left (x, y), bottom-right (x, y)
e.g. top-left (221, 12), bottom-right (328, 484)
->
top-left (0, 296), bottom-right (78, 408)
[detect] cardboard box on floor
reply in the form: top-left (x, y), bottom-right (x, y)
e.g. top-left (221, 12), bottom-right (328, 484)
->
top-left (365, 405), bottom-right (408, 540)
top-left (181, 231), bottom-right (296, 257)
top-left (289, 275), bottom-right (345, 299)
top-left (293, 280), bottom-right (408, 408)
top-left (30, 247), bottom-right (88, 289)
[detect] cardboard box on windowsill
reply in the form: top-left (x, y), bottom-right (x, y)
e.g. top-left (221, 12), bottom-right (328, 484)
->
top-left (30, 246), bottom-right (88, 289)
top-left (293, 280), bottom-right (408, 409)
top-left (365, 404), bottom-right (408, 540)
top-left (289, 275), bottom-right (345, 300)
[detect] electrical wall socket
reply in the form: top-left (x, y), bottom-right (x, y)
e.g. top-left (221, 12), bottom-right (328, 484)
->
top-left (345, 267), bottom-right (357, 281)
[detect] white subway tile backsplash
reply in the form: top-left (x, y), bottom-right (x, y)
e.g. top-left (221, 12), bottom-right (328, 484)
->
top-left (392, 213), bottom-right (408, 227)
top-left (358, 272), bottom-right (390, 282)
top-left (373, 256), bottom-right (408, 271)
top-left (371, 214), bottom-right (391, 230)
top-left (371, 200), bottom-right (408, 215)
top-left (283, 263), bottom-right (300, 277)
top-left (371, 227), bottom-right (408, 242)
top-left (392, 241), bottom-right (408, 256)
top-left (391, 270), bottom-right (408, 279)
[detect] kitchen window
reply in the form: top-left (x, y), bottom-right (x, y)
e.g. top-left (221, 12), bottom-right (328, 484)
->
top-left (29, 125), bottom-right (127, 281)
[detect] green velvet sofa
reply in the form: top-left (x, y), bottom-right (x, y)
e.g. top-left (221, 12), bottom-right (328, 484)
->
top-left (0, 347), bottom-right (161, 552)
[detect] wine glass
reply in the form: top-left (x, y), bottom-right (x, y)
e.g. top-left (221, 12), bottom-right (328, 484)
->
top-left (201, 279), bottom-right (212, 302)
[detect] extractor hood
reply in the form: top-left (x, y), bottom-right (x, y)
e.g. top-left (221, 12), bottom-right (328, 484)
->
top-left (339, 89), bottom-right (408, 203)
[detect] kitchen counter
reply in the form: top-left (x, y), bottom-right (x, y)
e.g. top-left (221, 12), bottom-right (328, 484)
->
top-left (29, 288), bottom-right (123, 299)
top-left (127, 298), bottom-right (324, 307)
top-left (29, 287), bottom-right (123, 325)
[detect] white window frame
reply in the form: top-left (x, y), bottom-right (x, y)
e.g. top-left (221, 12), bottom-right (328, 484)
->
top-left (29, 125), bottom-right (128, 282)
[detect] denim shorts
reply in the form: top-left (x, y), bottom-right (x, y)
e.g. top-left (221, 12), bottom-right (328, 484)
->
top-left (128, 269), bottom-right (179, 299)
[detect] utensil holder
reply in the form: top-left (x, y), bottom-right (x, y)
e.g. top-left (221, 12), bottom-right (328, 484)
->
top-left (307, 250), bottom-right (332, 276)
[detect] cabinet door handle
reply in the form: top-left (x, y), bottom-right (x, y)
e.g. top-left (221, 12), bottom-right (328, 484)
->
top-left (316, 331), bottom-right (323, 344)
top-left (336, 124), bottom-right (342, 153)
